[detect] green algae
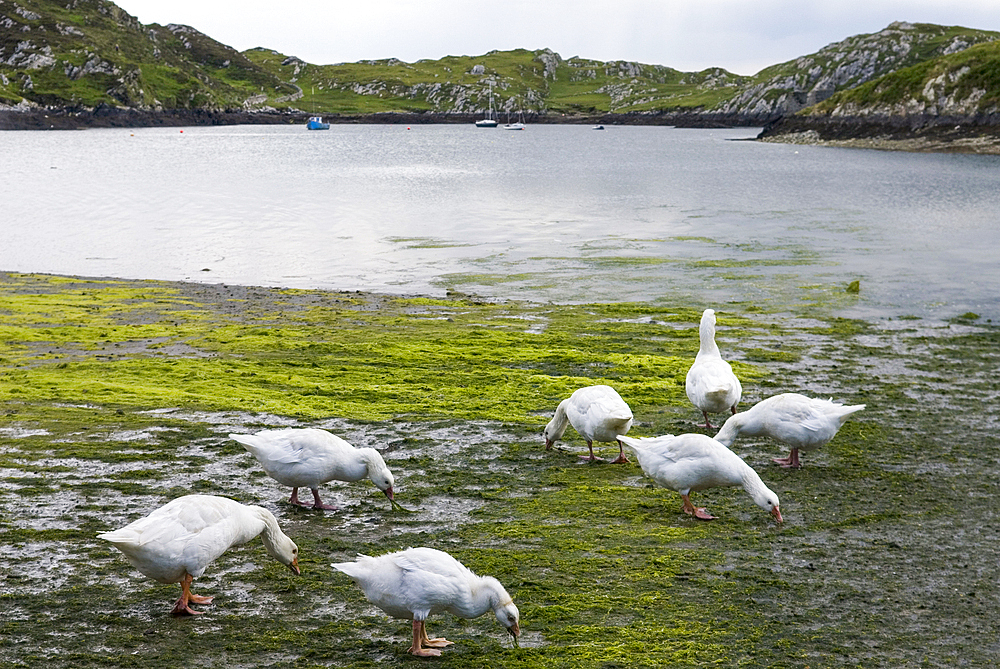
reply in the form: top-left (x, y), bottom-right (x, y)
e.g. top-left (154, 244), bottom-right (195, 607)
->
top-left (1, 275), bottom-right (725, 422)
top-left (2, 271), bottom-right (999, 668)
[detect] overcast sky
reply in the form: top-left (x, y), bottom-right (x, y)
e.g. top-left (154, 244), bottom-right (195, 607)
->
top-left (113, 1), bottom-right (999, 76)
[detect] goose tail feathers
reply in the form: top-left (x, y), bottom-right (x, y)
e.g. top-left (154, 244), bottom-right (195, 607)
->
top-left (228, 433), bottom-right (264, 453)
top-left (331, 554), bottom-right (375, 580)
top-left (834, 403), bottom-right (866, 423)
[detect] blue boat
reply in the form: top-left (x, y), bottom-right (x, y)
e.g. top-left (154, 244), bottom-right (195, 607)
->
top-left (307, 116), bottom-right (330, 130)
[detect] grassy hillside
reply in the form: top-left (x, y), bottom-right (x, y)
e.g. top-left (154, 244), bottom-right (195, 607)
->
top-left (2, 2), bottom-right (999, 122)
top-left (0, 0), bottom-right (293, 109)
top-left (243, 47), bottom-right (747, 115)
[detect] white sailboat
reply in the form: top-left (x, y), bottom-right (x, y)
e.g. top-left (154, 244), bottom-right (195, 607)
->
top-left (475, 83), bottom-right (498, 128)
top-left (502, 106), bottom-right (525, 131)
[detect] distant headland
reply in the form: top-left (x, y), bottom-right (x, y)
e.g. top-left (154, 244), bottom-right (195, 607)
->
top-left (1, 3), bottom-right (998, 152)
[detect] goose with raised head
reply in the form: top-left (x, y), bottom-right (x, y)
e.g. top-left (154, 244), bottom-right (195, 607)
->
top-left (332, 547), bottom-right (520, 657)
top-left (714, 393), bottom-right (865, 468)
top-left (98, 494), bottom-right (300, 616)
top-left (685, 309), bottom-right (742, 428)
top-left (230, 428), bottom-right (395, 510)
top-left (618, 433), bottom-right (782, 523)
top-left (543, 385), bottom-right (634, 463)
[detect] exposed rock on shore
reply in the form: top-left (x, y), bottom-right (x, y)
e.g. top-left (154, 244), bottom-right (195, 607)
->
top-left (758, 112), bottom-right (1000, 154)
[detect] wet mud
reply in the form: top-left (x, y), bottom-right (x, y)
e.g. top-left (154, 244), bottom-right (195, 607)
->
top-left (1, 271), bottom-right (998, 667)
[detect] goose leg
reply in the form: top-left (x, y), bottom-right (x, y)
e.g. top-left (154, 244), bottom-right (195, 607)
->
top-left (171, 573), bottom-right (212, 616)
top-left (609, 439), bottom-right (630, 464)
top-left (772, 448), bottom-right (802, 468)
top-left (419, 621), bottom-right (454, 648)
top-left (701, 411), bottom-right (714, 429)
top-left (310, 488), bottom-right (339, 511)
top-left (409, 620), bottom-right (443, 657)
top-left (289, 487), bottom-right (308, 507)
top-left (680, 494), bottom-right (716, 521)
top-left (578, 441), bottom-right (604, 463)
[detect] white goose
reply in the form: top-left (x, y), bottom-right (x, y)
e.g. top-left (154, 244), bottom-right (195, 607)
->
top-left (685, 308), bottom-right (742, 428)
top-left (714, 393), bottom-right (866, 468)
top-left (230, 428), bottom-right (395, 510)
top-left (98, 494), bottom-right (300, 616)
top-left (619, 433), bottom-right (782, 523)
top-left (332, 547), bottom-right (520, 657)
top-left (543, 384), bottom-right (634, 463)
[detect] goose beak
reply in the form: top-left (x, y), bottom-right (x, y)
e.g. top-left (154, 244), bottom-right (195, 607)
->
top-left (771, 506), bottom-right (783, 524)
top-left (384, 486), bottom-right (394, 501)
top-left (509, 621), bottom-right (520, 638)
top-left (289, 557), bottom-right (301, 576)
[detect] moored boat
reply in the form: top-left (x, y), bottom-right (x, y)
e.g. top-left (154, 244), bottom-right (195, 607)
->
top-left (475, 83), bottom-right (498, 128)
top-left (307, 116), bottom-right (330, 130)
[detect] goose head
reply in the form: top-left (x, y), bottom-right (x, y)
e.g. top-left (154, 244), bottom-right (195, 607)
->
top-left (373, 467), bottom-right (395, 501)
top-left (362, 449), bottom-right (395, 500)
top-left (752, 487), bottom-right (782, 524)
top-left (265, 532), bottom-right (301, 575)
top-left (542, 423), bottom-right (558, 448)
top-left (494, 599), bottom-right (521, 639)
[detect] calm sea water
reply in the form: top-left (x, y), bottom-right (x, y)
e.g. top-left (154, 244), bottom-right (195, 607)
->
top-left (2, 123), bottom-right (998, 321)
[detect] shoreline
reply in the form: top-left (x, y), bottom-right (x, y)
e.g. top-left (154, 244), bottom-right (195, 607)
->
top-left (0, 105), bottom-right (757, 131)
top-left (6, 103), bottom-right (1000, 156)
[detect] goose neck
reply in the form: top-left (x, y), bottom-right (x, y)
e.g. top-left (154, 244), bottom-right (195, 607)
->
top-left (546, 401), bottom-right (570, 440)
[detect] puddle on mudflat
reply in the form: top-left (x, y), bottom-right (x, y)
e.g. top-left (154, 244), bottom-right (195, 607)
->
top-left (0, 427), bottom-right (50, 438)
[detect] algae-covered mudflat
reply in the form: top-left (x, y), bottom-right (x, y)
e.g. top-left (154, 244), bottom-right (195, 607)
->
top-left (1, 271), bottom-right (998, 668)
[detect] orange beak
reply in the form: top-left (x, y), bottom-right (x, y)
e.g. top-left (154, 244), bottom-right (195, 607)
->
top-left (771, 506), bottom-right (783, 524)
top-left (289, 558), bottom-right (301, 575)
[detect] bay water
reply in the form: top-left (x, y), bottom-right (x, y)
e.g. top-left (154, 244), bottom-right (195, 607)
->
top-left (2, 123), bottom-right (998, 321)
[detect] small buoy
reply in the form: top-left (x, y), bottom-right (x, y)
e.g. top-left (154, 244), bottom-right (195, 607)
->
top-left (180, 130), bottom-right (184, 133)
top-left (407, 127), bottom-right (411, 130)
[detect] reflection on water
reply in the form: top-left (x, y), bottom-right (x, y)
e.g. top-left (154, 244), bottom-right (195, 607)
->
top-left (2, 124), bottom-right (998, 321)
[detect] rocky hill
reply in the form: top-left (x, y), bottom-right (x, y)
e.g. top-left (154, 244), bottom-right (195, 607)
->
top-left (758, 38), bottom-right (1000, 152)
top-left (3, 0), bottom-right (1000, 146)
top-left (719, 21), bottom-right (1000, 122)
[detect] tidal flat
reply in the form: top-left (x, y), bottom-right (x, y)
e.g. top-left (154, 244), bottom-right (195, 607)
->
top-left (1, 270), bottom-right (998, 668)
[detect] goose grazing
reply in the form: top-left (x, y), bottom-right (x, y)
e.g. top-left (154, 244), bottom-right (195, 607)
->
top-left (230, 428), bottom-right (395, 511)
top-left (714, 393), bottom-right (866, 468)
top-left (619, 433), bottom-right (782, 523)
top-left (543, 384), bottom-right (634, 463)
top-left (685, 308), bottom-right (742, 428)
top-left (98, 494), bottom-right (300, 616)
top-left (332, 547), bottom-right (520, 657)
